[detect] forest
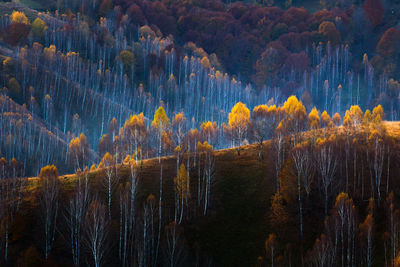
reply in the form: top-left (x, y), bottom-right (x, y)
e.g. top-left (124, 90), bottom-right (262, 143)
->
top-left (1, 0), bottom-right (400, 266)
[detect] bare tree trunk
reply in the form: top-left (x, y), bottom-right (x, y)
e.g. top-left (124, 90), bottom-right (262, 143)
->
top-left (84, 200), bottom-right (109, 267)
top-left (155, 164), bottom-right (163, 265)
top-left (65, 171), bottom-right (90, 266)
top-left (39, 173), bottom-right (60, 259)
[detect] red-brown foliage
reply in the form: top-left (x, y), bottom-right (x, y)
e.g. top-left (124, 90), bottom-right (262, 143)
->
top-left (363, 0), bottom-right (384, 28)
top-left (376, 27), bottom-right (400, 59)
top-left (5, 23), bottom-right (31, 46)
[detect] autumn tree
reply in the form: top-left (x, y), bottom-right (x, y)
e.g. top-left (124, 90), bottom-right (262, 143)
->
top-left (273, 124), bottom-right (286, 193)
top-left (321, 110), bottom-right (333, 128)
top-left (226, 102), bottom-right (250, 155)
top-left (0, 158), bottom-right (25, 262)
top-left (68, 133), bottom-right (89, 170)
top-left (281, 96), bottom-right (307, 142)
top-left (369, 130), bottom-right (385, 202)
top-left (38, 165), bottom-right (60, 259)
top-left (318, 21), bottom-right (341, 45)
top-left (119, 50), bottom-right (134, 74)
top-left (174, 164), bottom-right (190, 224)
top-left (377, 28), bottom-right (400, 61)
top-left (372, 104), bottom-right (384, 124)
top-left (307, 234), bottom-right (335, 267)
top-left (108, 117), bottom-right (118, 142)
top-left (308, 107), bottom-right (321, 131)
top-left (251, 104), bottom-right (278, 160)
top-left (164, 222), bottom-right (185, 266)
top-left (121, 113), bottom-right (148, 167)
top-left (363, 0), bottom-right (384, 28)
top-left (359, 214), bottom-right (374, 267)
top-left (99, 152), bottom-right (118, 218)
top-left (11, 11), bottom-right (29, 25)
top-left (386, 192), bottom-right (399, 265)
top-left (118, 161), bottom-right (139, 266)
top-left (331, 193), bottom-right (358, 267)
top-left (152, 106), bottom-right (170, 162)
top-left (6, 12), bottom-right (31, 46)
top-left (290, 141), bottom-right (313, 244)
top-left (265, 233), bottom-right (277, 267)
top-left (197, 141), bottom-right (215, 215)
top-left (99, 0), bottom-right (113, 16)
top-left (84, 200), bottom-right (109, 267)
top-left (65, 168), bottom-right (90, 266)
top-left (172, 113), bottom-right (187, 170)
top-left (269, 193), bottom-right (289, 236)
top-left (332, 112), bottom-right (341, 126)
top-left (31, 18), bottom-right (47, 38)
top-left (200, 121), bottom-right (219, 148)
top-left (314, 136), bottom-right (338, 217)
top-left (98, 134), bottom-right (112, 158)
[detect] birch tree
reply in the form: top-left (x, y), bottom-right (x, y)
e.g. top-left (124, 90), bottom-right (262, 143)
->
top-left (226, 102), bottom-right (250, 156)
top-left (65, 167), bottom-right (90, 266)
top-left (38, 165), bottom-right (60, 259)
top-left (151, 106), bottom-right (170, 163)
top-left (315, 136), bottom-right (338, 217)
top-left (84, 200), bottom-right (109, 267)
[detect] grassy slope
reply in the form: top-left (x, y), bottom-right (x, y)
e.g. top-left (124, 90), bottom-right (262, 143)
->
top-left (24, 142), bottom-right (274, 266)
top-left (16, 121), bottom-right (400, 266)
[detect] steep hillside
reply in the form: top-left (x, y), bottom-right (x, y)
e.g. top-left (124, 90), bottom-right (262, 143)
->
top-left (10, 121), bottom-right (400, 266)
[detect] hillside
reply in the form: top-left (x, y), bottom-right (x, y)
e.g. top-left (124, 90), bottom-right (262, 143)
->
top-left (6, 121), bottom-right (397, 266)
top-left (3, 0), bottom-right (400, 266)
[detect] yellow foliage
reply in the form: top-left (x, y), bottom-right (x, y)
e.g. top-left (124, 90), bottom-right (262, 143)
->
top-left (332, 112), bottom-right (341, 126)
top-left (139, 25), bottom-right (156, 39)
top-left (280, 95), bottom-right (307, 133)
top-left (3, 57), bottom-right (14, 73)
top-left (201, 56), bottom-right (211, 69)
top-left (343, 113), bottom-right (352, 128)
top-left (228, 102), bottom-right (250, 130)
top-left (69, 136), bottom-right (81, 150)
top-left (90, 164), bottom-right (97, 171)
top-left (321, 111), bottom-right (331, 128)
top-left (334, 192), bottom-right (354, 210)
top-left (39, 165), bottom-right (58, 179)
top-left (99, 152), bottom-right (113, 168)
top-left (215, 70), bottom-right (223, 80)
top-left (283, 96), bottom-right (306, 117)
top-left (265, 233), bottom-right (277, 254)
top-left (252, 104), bottom-right (269, 116)
top-left (162, 131), bottom-right (173, 151)
top-left (173, 112), bottom-right (186, 126)
top-left (308, 107), bottom-right (320, 130)
top-left (31, 17), bottom-right (47, 37)
top-left (123, 155), bottom-right (131, 165)
top-left (11, 11), bottom-right (30, 25)
top-left (395, 252), bottom-right (400, 267)
top-left (151, 106), bottom-right (170, 132)
top-left (372, 105), bottom-right (384, 122)
top-left (200, 121), bottom-right (218, 142)
top-left (174, 164), bottom-right (190, 199)
top-left (363, 109), bottom-right (372, 125)
top-left (119, 50), bottom-right (134, 68)
top-left (197, 141), bottom-right (213, 153)
top-left (348, 105), bottom-right (363, 125)
top-left (269, 193), bottom-right (289, 229)
top-left (44, 45), bottom-right (57, 59)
